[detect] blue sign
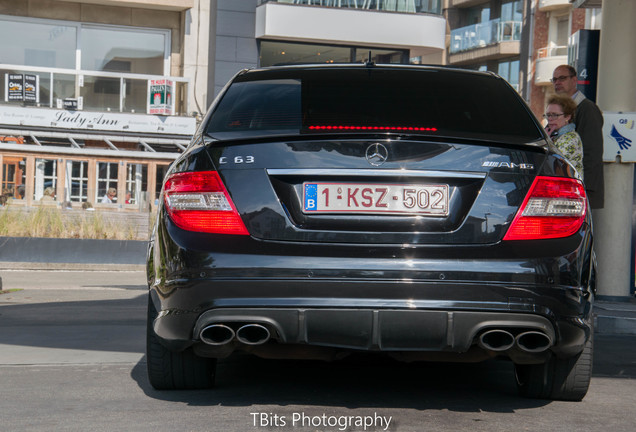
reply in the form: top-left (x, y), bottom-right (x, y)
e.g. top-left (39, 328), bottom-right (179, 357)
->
top-left (603, 113), bottom-right (636, 162)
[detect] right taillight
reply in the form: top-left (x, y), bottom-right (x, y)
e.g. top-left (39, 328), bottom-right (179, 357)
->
top-left (163, 171), bottom-right (249, 235)
top-left (503, 176), bottom-right (587, 241)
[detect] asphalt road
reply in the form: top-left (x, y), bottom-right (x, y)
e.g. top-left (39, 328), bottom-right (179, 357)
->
top-left (1, 270), bottom-right (636, 432)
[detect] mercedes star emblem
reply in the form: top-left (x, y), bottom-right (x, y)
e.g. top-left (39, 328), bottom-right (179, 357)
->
top-left (366, 143), bottom-right (389, 166)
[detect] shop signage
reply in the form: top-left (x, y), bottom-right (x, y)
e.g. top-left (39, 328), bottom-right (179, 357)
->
top-left (24, 75), bottom-right (38, 104)
top-left (0, 105), bottom-right (196, 136)
top-left (5, 74), bottom-right (38, 103)
top-left (57, 97), bottom-right (83, 111)
top-left (148, 79), bottom-right (174, 115)
top-left (603, 112), bottom-right (636, 162)
top-left (6, 74), bottom-right (24, 101)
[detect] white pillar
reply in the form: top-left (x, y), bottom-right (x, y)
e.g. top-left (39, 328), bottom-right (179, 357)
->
top-left (594, 0), bottom-right (636, 299)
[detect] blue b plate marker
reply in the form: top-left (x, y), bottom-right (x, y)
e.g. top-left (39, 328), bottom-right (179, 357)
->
top-left (304, 183), bottom-right (317, 211)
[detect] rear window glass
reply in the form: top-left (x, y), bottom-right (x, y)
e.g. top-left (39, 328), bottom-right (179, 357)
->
top-left (205, 67), bottom-right (542, 142)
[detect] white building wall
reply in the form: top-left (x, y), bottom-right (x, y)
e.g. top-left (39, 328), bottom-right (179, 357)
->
top-left (255, 3), bottom-right (446, 51)
top-left (183, 0), bottom-right (211, 117)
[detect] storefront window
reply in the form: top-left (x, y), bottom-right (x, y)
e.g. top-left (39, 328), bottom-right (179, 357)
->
top-left (260, 41), bottom-right (408, 67)
top-left (34, 158), bottom-right (57, 201)
top-left (2, 157), bottom-right (26, 200)
top-left (155, 164), bottom-right (170, 202)
top-left (125, 163), bottom-right (148, 206)
top-left (354, 48), bottom-right (407, 64)
top-left (66, 160), bottom-right (88, 203)
top-left (97, 162), bottom-right (119, 204)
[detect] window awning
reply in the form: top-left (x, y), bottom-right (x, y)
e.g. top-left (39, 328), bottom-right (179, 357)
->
top-left (0, 127), bottom-right (189, 160)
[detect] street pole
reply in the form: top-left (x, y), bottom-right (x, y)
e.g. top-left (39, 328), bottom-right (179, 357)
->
top-left (594, 0), bottom-right (636, 300)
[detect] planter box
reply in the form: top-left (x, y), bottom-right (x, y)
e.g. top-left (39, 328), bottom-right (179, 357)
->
top-left (0, 237), bottom-right (147, 270)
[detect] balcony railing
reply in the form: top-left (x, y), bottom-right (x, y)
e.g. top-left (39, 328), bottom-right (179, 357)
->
top-left (450, 19), bottom-right (522, 54)
top-left (535, 45), bottom-right (568, 85)
top-left (258, 0), bottom-right (443, 15)
top-left (537, 45), bottom-right (568, 58)
top-left (1, 64), bottom-right (190, 116)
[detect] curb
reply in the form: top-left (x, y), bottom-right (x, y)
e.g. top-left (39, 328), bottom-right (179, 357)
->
top-left (594, 301), bottom-right (636, 336)
top-left (0, 236), bottom-right (147, 267)
top-left (595, 315), bottom-right (636, 335)
top-left (0, 261), bottom-right (145, 271)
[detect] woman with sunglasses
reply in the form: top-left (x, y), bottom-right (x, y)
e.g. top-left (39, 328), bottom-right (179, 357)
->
top-left (544, 94), bottom-right (584, 180)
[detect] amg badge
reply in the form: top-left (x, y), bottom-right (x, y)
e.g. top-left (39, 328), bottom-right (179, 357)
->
top-left (482, 161), bottom-right (534, 169)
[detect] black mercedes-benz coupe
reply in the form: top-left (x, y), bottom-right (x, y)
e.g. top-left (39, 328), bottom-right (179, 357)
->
top-left (146, 64), bottom-right (594, 400)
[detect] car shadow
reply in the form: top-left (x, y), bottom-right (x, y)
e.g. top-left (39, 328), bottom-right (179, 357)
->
top-left (131, 335), bottom-right (636, 411)
top-left (131, 352), bottom-right (552, 412)
top-left (2, 293), bottom-right (634, 412)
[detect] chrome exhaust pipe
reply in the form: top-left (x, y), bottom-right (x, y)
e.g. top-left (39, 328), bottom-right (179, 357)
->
top-left (200, 324), bottom-right (235, 346)
top-left (478, 329), bottom-right (515, 352)
top-left (516, 331), bottom-right (553, 353)
top-left (236, 324), bottom-right (271, 346)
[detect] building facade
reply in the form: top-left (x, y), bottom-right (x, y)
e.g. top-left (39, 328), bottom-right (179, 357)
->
top-left (0, 0), bottom-right (209, 210)
top-left (207, 0), bottom-right (447, 101)
top-left (444, 0), bottom-right (524, 91)
top-left (524, 0), bottom-right (601, 119)
top-left (0, 0), bottom-right (454, 212)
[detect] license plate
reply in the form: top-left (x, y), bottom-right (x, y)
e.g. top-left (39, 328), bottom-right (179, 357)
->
top-left (303, 182), bottom-right (449, 216)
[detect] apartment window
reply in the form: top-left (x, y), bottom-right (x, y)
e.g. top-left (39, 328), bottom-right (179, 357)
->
top-left (97, 162), bottom-right (119, 203)
top-left (0, 16), bottom-right (170, 75)
top-left (465, 5), bottom-right (490, 25)
top-left (556, 15), bottom-right (570, 47)
top-left (80, 26), bottom-right (167, 75)
top-left (0, 18), bottom-right (76, 68)
top-left (498, 59), bottom-right (520, 91)
top-left (34, 158), bottom-right (57, 201)
top-left (501, 1), bottom-right (523, 22)
top-left (66, 160), bottom-right (88, 203)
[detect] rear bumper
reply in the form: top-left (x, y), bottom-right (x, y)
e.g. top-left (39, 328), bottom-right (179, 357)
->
top-left (148, 219), bottom-right (594, 362)
top-left (150, 278), bottom-right (593, 363)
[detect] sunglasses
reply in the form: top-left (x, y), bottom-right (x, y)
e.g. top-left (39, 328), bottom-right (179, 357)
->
top-left (543, 113), bottom-right (565, 119)
top-left (550, 75), bottom-right (575, 83)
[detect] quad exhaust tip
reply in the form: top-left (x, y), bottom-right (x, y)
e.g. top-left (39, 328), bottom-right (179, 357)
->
top-left (516, 331), bottom-right (553, 353)
top-left (200, 324), bottom-right (235, 346)
top-left (478, 329), bottom-right (553, 353)
top-left (478, 329), bottom-right (515, 352)
top-left (199, 323), bottom-right (271, 346)
top-left (236, 324), bottom-right (271, 345)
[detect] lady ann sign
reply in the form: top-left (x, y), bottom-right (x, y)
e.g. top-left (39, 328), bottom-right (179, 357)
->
top-left (0, 105), bottom-right (195, 135)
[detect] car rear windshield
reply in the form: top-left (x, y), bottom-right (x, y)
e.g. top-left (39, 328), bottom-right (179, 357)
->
top-left (205, 67), bottom-right (542, 142)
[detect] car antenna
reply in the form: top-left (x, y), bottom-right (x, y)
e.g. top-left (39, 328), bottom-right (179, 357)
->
top-left (365, 50), bottom-right (375, 67)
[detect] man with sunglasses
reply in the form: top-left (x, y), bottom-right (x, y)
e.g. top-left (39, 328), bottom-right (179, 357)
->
top-left (552, 64), bottom-right (604, 209)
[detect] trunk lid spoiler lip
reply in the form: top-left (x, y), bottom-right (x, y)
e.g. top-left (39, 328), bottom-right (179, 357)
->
top-left (201, 133), bottom-right (549, 153)
top-left (266, 168), bottom-right (486, 180)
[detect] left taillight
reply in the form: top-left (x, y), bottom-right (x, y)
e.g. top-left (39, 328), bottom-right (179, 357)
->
top-left (503, 176), bottom-right (587, 241)
top-left (163, 171), bottom-right (249, 235)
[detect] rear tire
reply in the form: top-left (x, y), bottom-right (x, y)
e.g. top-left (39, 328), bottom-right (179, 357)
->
top-left (146, 294), bottom-right (216, 390)
top-left (515, 331), bottom-right (593, 401)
